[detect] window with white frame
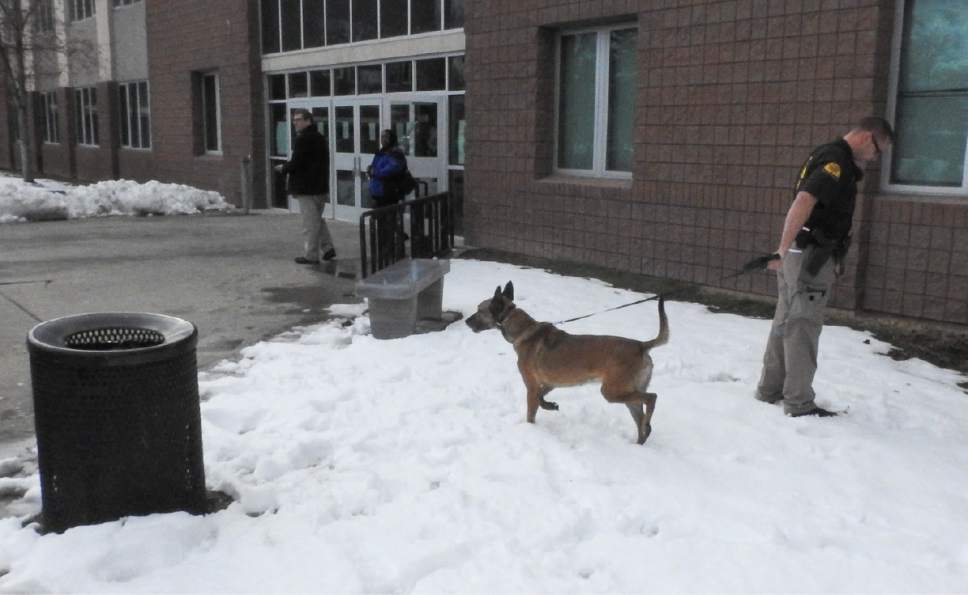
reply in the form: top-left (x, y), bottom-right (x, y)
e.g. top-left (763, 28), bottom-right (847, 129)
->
top-left (119, 81), bottom-right (151, 149)
top-left (201, 73), bottom-right (222, 153)
top-left (260, 0), bottom-right (464, 54)
top-left (889, 0), bottom-right (968, 191)
top-left (74, 87), bottom-right (98, 146)
top-left (41, 91), bottom-right (60, 143)
top-left (69, 0), bottom-right (95, 21)
top-left (556, 25), bottom-right (637, 177)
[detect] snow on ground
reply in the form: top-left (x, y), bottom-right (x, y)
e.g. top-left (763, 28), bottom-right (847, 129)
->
top-left (0, 173), bottom-right (231, 223)
top-left (0, 260), bottom-right (967, 593)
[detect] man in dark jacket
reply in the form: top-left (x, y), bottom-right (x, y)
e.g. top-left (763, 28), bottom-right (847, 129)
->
top-left (275, 109), bottom-right (335, 264)
top-left (756, 116), bottom-right (894, 417)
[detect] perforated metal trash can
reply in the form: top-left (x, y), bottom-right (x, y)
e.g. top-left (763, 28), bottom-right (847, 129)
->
top-left (26, 313), bottom-right (206, 532)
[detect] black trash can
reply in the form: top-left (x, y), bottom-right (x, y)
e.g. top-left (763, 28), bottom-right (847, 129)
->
top-left (27, 312), bottom-right (207, 532)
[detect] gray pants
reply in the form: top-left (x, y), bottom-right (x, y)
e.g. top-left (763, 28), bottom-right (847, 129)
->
top-left (756, 246), bottom-right (836, 415)
top-left (293, 194), bottom-right (334, 262)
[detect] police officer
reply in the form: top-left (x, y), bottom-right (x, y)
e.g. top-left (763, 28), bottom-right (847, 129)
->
top-left (756, 117), bottom-right (895, 417)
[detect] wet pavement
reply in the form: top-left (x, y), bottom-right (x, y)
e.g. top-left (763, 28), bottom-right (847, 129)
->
top-left (0, 211), bottom-right (363, 450)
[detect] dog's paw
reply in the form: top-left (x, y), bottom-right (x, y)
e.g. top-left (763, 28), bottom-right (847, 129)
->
top-left (539, 400), bottom-right (559, 411)
top-left (637, 423), bottom-right (652, 445)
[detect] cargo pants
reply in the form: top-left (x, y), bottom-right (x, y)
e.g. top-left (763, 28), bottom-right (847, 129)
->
top-left (756, 245), bottom-right (836, 415)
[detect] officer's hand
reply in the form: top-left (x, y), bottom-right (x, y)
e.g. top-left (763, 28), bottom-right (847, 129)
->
top-left (767, 256), bottom-right (782, 272)
top-left (741, 252), bottom-right (781, 273)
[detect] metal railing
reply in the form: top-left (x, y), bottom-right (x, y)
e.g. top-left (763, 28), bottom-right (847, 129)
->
top-left (359, 192), bottom-right (454, 278)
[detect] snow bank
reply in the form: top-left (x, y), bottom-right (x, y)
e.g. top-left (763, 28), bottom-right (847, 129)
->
top-left (0, 176), bottom-right (231, 223)
top-left (0, 260), bottom-right (966, 592)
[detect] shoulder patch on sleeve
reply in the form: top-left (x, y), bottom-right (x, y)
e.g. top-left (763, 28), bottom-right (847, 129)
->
top-left (823, 162), bottom-right (842, 179)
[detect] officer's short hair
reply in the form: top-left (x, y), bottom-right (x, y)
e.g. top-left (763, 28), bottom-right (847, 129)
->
top-left (856, 116), bottom-right (895, 144)
top-left (293, 108), bottom-right (313, 123)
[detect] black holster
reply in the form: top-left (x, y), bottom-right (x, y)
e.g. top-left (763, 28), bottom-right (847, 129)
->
top-left (796, 228), bottom-right (841, 277)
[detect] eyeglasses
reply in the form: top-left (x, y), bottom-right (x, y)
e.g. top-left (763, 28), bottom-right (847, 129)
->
top-left (292, 116), bottom-right (305, 122)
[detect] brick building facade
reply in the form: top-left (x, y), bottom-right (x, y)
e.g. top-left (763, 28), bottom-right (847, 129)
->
top-left (0, 0), bottom-right (265, 206)
top-left (1, 0), bottom-right (466, 214)
top-left (144, 0), bottom-right (265, 205)
top-left (462, 0), bottom-right (968, 326)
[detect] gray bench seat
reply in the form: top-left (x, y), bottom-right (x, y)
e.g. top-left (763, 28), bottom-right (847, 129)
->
top-left (355, 258), bottom-right (450, 339)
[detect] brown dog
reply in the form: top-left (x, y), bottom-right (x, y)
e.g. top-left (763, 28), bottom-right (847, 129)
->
top-left (466, 282), bottom-right (669, 444)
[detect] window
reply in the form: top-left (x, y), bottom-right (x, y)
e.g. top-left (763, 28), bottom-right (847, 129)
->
top-left (448, 55), bottom-right (464, 91)
top-left (69, 0), bottom-right (95, 21)
top-left (333, 67), bottom-right (355, 95)
top-left (556, 25), bottom-right (637, 176)
top-left (415, 58), bottom-right (445, 91)
top-left (444, 0), bottom-right (463, 30)
top-left (380, 0), bottom-right (407, 38)
top-left (411, 0), bottom-right (440, 34)
top-left (281, 0), bottom-right (302, 52)
top-left (288, 72), bottom-right (309, 98)
top-left (113, 0), bottom-right (142, 6)
top-left (352, 0), bottom-right (377, 42)
top-left (449, 95), bottom-right (464, 165)
top-left (358, 64), bottom-right (382, 94)
top-left (41, 92), bottom-right (60, 143)
top-left (260, 0), bottom-right (462, 53)
top-left (326, 0), bottom-right (350, 45)
top-left (386, 61), bottom-right (412, 92)
top-left (119, 81), bottom-right (151, 149)
top-left (201, 74), bottom-right (221, 153)
top-left (261, 0), bottom-right (281, 53)
top-left (303, 0), bottom-right (324, 47)
top-left (309, 70), bottom-right (331, 96)
top-left (888, 0), bottom-right (968, 192)
top-left (74, 87), bottom-right (98, 146)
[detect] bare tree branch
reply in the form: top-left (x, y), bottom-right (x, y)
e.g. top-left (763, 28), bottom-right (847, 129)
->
top-left (1, 0), bottom-right (98, 181)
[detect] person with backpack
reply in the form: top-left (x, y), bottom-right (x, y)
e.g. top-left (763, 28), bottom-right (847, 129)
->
top-left (367, 129), bottom-right (412, 206)
top-left (755, 116), bottom-right (894, 417)
top-left (366, 129), bottom-right (415, 262)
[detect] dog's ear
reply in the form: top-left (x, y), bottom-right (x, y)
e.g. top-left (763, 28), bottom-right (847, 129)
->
top-left (503, 281), bottom-right (514, 301)
top-left (489, 296), bottom-right (504, 317)
top-left (493, 285), bottom-right (503, 300)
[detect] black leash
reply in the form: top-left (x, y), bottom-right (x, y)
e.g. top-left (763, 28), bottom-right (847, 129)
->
top-left (554, 253), bottom-right (779, 325)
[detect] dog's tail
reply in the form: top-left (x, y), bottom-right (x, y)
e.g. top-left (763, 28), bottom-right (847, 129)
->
top-left (641, 295), bottom-right (668, 350)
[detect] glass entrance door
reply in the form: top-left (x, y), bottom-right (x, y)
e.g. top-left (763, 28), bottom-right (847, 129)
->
top-left (332, 99), bottom-right (382, 220)
top-left (388, 97), bottom-right (446, 197)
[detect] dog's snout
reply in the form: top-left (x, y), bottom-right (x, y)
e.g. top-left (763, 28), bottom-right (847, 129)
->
top-left (465, 313), bottom-right (482, 332)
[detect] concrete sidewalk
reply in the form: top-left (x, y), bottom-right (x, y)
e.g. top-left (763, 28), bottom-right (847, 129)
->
top-left (0, 211), bottom-right (363, 448)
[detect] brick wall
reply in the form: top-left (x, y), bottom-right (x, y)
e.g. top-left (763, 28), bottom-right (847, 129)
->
top-left (860, 196), bottom-right (968, 324)
top-left (464, 0), bottom-right (967, 326)
top-left (145, 0), bottom-right (266, 207)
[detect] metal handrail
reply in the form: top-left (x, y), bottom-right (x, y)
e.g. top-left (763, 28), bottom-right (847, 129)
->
top-left (359, 192), bottom-right (454, 278)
